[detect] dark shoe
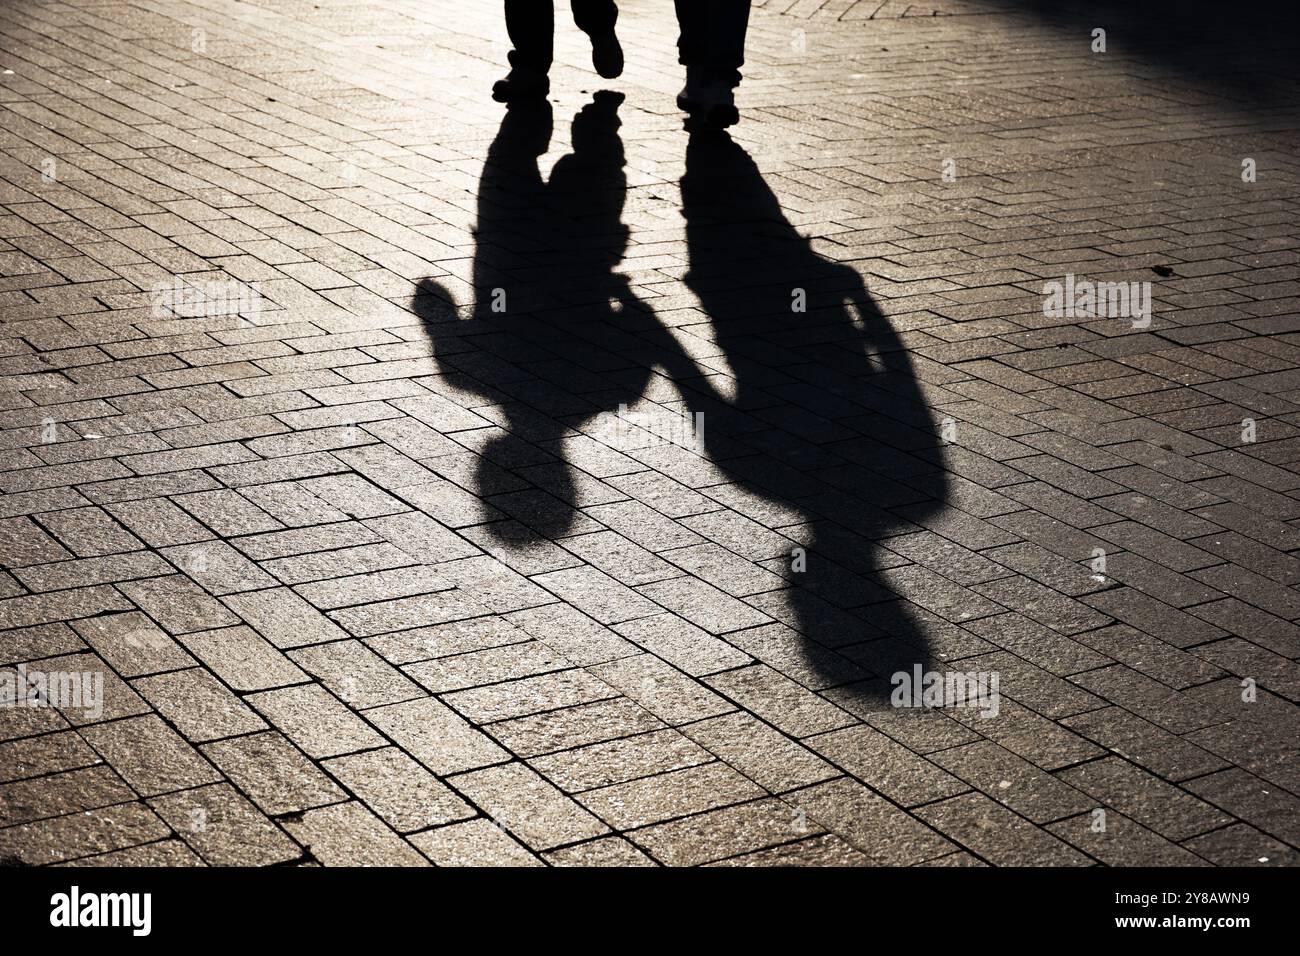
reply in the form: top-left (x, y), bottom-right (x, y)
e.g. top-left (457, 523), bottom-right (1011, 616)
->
top-left (676, 66), bottom-right (705, 113)
top-left (693, 79), bottom-right (739, 128)
top-left (492, 66), bottom-right (549, 103)
top-left (703, 99), bottom-right (739, 129)
top-left (591, 31), bottom-right (623, 79)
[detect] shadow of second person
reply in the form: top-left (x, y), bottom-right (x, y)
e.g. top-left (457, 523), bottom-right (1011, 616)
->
top-left (414, 92), bottom-right (663, 542)
top-left (677, 130), bottom-right (954, 700)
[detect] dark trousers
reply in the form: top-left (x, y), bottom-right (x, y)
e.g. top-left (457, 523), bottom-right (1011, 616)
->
top-left (674, 0), bottom-right (752, 87)
top-left (505, 0), bottom-right (618, 75)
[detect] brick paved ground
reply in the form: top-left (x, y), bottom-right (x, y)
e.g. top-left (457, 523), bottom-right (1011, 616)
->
top-left (1, 0), bottom-right (1299, 867)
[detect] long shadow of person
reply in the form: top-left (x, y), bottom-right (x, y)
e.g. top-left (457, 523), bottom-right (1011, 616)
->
top-left (413, 93), bottom-right (682, 542)
top-left (412, 100), bottom-right (951, 703)
top-left (675, 130), bottom-right (953, 700)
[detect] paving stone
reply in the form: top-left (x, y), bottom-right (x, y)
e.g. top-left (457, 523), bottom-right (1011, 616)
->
top-left (592, 653), bottom-right (734, 726)
top-left (1182, 768), bottom-right (1300, 847)
top-left (79, 715), bottom-right (222, 797)
top-left (577, 761), bottom-right (765, 830)
top-left (25, 650), bottom-right (150, 727)
top-left (789, 777), bottom-right (955, 865)
top-left (613, 612), bottom-right (752, 676)
top-left (933, 740), bottom-right (1094, 824)
top-left (543, 836), bottom-right (657, 867)
top-left (288, 639), bottom-right (424, 708)
top-left (448, 762), bottom-right (609, 851)
top-left (323, 747), bottom-right (475, 832)
top-left (404, 640), bottom-right (571, 694)
top-left (201, 732), bottom-right (346, 816)
top-left (628, 796), bottom-right (821, 867)
top-left (0, 765), bottom-right (134, 828)
top-left (530, 728), bottom-right (712, 793)
top-left (1182, 823), bottom-right (1300, 867)
top-left (222, 587), bottom-right (350, 649)
top-left (71, 611), bottom-right (195, 677)
top-left (174, 626), bottom-right (310, 692)
top-left (1061, 706), bottom-right (1229, 782)
top-left (809, 724), bottom-right (968, 808)
top-left (364, 696), bottom-right (509, 775)
top-left (0, 730), bottom-right (101, 784)
top-left (915, 792), bottom-right (1093, 867)
top-left (149, 783), bottom-right (300, 866)
top-left (408, 819), bottom-right (541, 867)
top-left (505, 603), bottom-right (639, 666)
top-left (365, 615), bottom-right (532, 665)
top-left (1047, 811), bottom-right (1209, 867)
top-left (680, 711), bottom-right (838, 793)
top-left (58, 839), bottom-right (205, 868)
top-left (707, 833), bottom-right (870, 867)
top-left (1056, 756), bottom-right (1232, 841)
top-left (281, 802), bottom-right (427, 866)
top-left (444, 668), bottom-right (618, 724)
top-left (706, 665), bottom-right (856, 738)
top-left (487, 697), bottom-right (666, 758)
top-left (245, 683), bottom-right (386, 758)
top-left (0, 802), bottom-right (171, 866)
top-left (132, 668), bottom-right (268, 743)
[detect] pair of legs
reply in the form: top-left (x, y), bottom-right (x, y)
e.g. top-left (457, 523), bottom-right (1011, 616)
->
top-left (495, 1), bottom-right (622, 102)
top-left (495, 0), bottom-right (753, 126)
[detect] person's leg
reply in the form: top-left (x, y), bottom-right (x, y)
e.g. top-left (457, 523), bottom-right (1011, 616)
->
top-left (505, 0), bottom-right (554, 75)
top-left (706, 0), bottom-right (752, 89)
top-left (571, 0), bottom-right (616, 37)
top-left (676, 0), bottom-right (751, 126)
top-left (572, 0), bottom-right (622, 80)
top-left (496, 0), bottom-right (554, 101)
top-left (674, 0), bottom-right (708, 71)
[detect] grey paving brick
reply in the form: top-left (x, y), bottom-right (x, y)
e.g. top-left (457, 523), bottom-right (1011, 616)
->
top-left (149, 783), bottom-right (300, 866)
top-left (201, 732), bottom-right (346, 816)
top-left (408, 818), bottom-right (541, 867)
top-left (364, 696), bottom-right (509, 775)
top-left (80, 714), bottom-right (222, 797)
top-left (245, 683), bottom-right (386, 758)
top-left (323, 747), bottom-right (475, 832)
top-left (281, 801), bottom-right (427, 866)
top-left (915, 792), bottom-right (1093, 867)
top-left (448, 762), bottom-right (609, 851)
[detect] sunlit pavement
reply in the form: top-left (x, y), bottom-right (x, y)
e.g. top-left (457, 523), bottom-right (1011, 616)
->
top-left (1, 0), bottom-right (1299, 866)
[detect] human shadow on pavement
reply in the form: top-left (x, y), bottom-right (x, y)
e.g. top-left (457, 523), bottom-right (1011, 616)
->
top-left (671, 130), bottom-right (953, 697)
top-left (412, 100), bottom-right (952, 699)
top-left (413, 92), bottom-right (697, 541)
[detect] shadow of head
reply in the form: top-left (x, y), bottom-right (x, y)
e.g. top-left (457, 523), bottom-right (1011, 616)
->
top-left (677, 130), bottom-right (953, 700)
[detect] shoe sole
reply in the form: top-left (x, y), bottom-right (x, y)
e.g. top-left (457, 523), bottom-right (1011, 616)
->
top-left (492, 84), bottom-right (549, 104)
top-left (677, 92), bottom-right (738, 128)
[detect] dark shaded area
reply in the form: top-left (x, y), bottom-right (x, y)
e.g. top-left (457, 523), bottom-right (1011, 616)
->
top-left (674, 129), bottom-right (951, 691)
top-left (1019, 0), bottom-right (1300, 106)
top-left (413, 99), bottom-right (951, 696)
top-left (414, 93), bottom-right (691, 540)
